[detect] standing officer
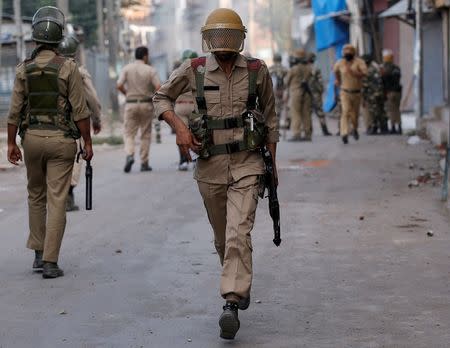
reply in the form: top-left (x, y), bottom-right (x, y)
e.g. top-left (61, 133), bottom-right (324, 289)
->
top-left (285, 49), bottom-right (313, 141)
top-left (307, 52), bottom-right (332, 136)
top-left (269, 53), bottom-right (288, 131)
top-left (6, 6), bottom-right (93, 278)
top-left (117, 46), bottom-right (161, 173)
top-left (58, 34), bottom-right (102, 211)
top-left (361, 54), bottom-right (388, 135)
top-left (153, 8), bottom-right (278, 340)
top-left (333, 44), bottom-right (367, 144)
top-left (381, 49), bottom-right (402, 134)
top-left (174, 49), bottom-right (198, 171)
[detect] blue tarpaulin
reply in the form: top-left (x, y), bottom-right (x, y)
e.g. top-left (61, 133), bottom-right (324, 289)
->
top-left (311, 0), bottom-right (349, 112)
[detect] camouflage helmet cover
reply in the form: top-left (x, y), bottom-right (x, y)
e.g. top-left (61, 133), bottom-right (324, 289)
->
top-left (32, 6), bottom-right (65, 44)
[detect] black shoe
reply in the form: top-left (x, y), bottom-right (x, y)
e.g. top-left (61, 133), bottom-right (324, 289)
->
top-left (390, 126), bottom-right (397, 134)
top-left (219, 302), bottom-right (240, 340)
top-left (342, 135), bottom-right (348, 144)
top-left (124, 155), bottom-right (134, 173)
top-left (42, 262), bottom-right (64, 279)
top-left (238, 296), bottom-right (250, 311)
top-left (398, 124), bottom-right (402, 135)
top-left (140, 162), bottom-right (153, 172)
top-left (367, 126), bottom-right (377, 135)
top-left (33, 250), bottom-right (44, 270)
top-left (321, 124), bottom-right (332, 136)
top-left (65, 191), bottom-right (79, 212)
top-left (352, 129), bottom-right (359, 140)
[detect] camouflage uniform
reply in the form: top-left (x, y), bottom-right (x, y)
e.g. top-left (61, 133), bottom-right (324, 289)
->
top-left (269, 62), bottom-right (288, 127)
top-left (362, 61), bottom-right (387, 134)
top-left (308, 59), bottom-right (331, 135)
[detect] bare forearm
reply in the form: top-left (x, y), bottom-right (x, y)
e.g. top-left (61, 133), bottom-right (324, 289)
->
top-left (76, 118), bottom-right (92, 145)
top-left (161, 110), bottom-right (188, 132)
top-left (117, 85), bottom-right (127, 96)
top-left (7, 124), bottom-right (18, 145)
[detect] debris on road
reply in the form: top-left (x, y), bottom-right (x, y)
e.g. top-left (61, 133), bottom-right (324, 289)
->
top-left (408, 163), bottom-right (416, 169)
top-left (115, 249), bottom-right (122, 254)
top-left (408, 180), bottom-right (419, 188)
top-left (359, 216), bottom-right (365, 221)
top-left (427, 230), bottom-right (434, 237)
top-left (187, 338), bottom-right (192, 342)
top-left (59, 310), bottom-right (67, 315)
top-left (255, 300), bottom-right (262, 304)
top-left (407, 136), bottom-right (422, 145)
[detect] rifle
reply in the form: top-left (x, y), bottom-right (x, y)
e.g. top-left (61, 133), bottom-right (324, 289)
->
top-left (260, 146), bottom-right (281, 246)
top-left (85, 160), bottom-right (92, 210)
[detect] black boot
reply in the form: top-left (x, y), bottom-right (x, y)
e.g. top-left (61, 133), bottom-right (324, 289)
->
top-left (219, 302), bottom-right (240, 340)
top-left (124, 155), bottom-right (134, 173)
top-left (42, 262), bottom-right (64, 279)
top-left (342, 135), bottom-right (348, 144)
top-left (390, 125), bottom-right (397, 134)
top-left (238, 295), bottom-right (250, 310)
top-left (398, 124), bottom-right (402, 135)
top-left (352, 129), bottom-right (359, 141)
top-left (33, 250), bottom-right (44, 270)
top-left (321, 123), bottom-right (332, 136)
top-left (140, 162), bottom-right (153, 172)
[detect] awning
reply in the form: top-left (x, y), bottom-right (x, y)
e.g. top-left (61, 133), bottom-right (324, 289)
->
top-left (379, 0), bottom-right (433, 19)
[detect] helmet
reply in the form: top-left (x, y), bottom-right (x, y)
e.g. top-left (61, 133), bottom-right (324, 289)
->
top-left (201, 8), bottom-right (246, 53)
top-left (382, 49), bottom-right (394, 63)
top-left (308, 52), bottom-right (316, 63)
top-left (181, 49), bottom-right (198, 61)
top-left (32, 6), bottom-right (65, 44)
top-left (361, 54), bottom-right (373, 65)
top-left (342, 44), bottom-right (356, 55)
top-left (58, 35), bottom-right (80, 57)
top-left (273, 53), bottom-right (282, 63)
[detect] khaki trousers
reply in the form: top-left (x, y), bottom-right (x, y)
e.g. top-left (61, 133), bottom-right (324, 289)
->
top-left (23, 133), bottom-right (77, 263)
top-left (124, 102), bottom-right (154, 164)
top-left (361, 104), bottom-right (372, 130)
top-left (386, 91), bottom-right (401, 125)
top-left (290, 92), bottom-right (312, 138)
top-left (340, 91), bottom-right (361, 136)
top-left (198, 175), bottom-right (260, 299)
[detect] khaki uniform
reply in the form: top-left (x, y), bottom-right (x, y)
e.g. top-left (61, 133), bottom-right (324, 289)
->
top-left (153, 54), bottom-right (279, 299)
top-left (285, 63), bottom-right (313, 138)
top-left (333, 57), bottom-right (367, 136)
top-left (382, 62), bottom-right (402, 126)
top-left (7, 49), bottom-right (89, 262)
top-left (71, 65), bottom-right (102, 187)
top-left (117, 60), bottom-right (160, 164)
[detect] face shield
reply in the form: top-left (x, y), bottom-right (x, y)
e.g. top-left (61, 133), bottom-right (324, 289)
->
top-left (32, 6), bottom-right (65, 28)
top-left (201, 28), bottom-right (245, 53)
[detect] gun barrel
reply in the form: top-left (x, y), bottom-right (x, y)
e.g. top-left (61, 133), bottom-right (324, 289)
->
top-left (86, 161), bottom-right (92, 210)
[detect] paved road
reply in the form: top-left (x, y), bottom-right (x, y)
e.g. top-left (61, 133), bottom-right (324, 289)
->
top-left (0, 126), bottom-right (449, 348)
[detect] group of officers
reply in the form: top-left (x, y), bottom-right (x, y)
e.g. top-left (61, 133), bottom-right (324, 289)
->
top-left (6, 5), bottom-right (403, 342)
top-left (270, 43), bottom-right (402, 144)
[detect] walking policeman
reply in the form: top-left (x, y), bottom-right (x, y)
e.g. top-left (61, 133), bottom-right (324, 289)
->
top-left (307, 52), bottom-right (332, 136)
top-left (269, 53), bottom-right (288, 131)
top-left (381, 49), bottom-right (402, 134)
top-left (58, 34), bottom-right (102, 210)
top-left (153, 8), bottom-right (279, 340)
top-left (6, 6), bottom-right (93, 278)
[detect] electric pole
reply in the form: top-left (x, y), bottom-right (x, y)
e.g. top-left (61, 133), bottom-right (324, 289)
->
top-left (96, 0), bottom-right (105, 52)
top-left (414, 0), bottom-right (423, 120)
top-left (56, 0), bottom-right (69, 17)
top-left (13, 0), bottom-right (24, 62)
top-left (106, 0), bottom-right (119, 113)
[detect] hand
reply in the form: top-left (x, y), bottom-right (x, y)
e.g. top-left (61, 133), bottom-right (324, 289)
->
top-left (176, 126), bottom-right (201, 161)
top-left (83, 142), bottom-right (94, 161)
top-left (93, 121), bottom-right (102, 135)
top-left (7, 143), bottom-right (22, 165)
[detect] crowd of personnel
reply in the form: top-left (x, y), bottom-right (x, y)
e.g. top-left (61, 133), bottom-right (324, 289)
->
top-left (269, 44), bottom-right (403, 144)
top-left (5, 4), bottom-right (403, 342)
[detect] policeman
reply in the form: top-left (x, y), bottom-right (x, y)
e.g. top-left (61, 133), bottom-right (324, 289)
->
top-left (307, 52), bottom-right (332, 136)
top-left (174, 49), bottom-right (198, 171)
top-left (333, 44), bottom-right (367, 144)
top-left (361, 54), bottom-right (388, 135)
top-left (153, 8), bottom-right (278, 340)
top-left (269, 53), bottom-right (288, 131)
top-left (285, 48), bottom-right (313, 141)
top-left (6, 6), bottom-right (93, 278)
top-left (58, 34), bottom-right (102, 211)
top-left (381, 49), bottom-right (402, 134)
top-left (117, 46), bottom-right (161, 173)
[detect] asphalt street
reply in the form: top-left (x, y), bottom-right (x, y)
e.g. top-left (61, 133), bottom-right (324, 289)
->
top-left (0, 124), bottom-right (449, 348)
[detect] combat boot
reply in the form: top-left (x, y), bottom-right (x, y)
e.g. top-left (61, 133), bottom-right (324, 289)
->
top-left (141, 162), bottom-right (153, 172)
top-left (398, 124), bottom-right (402, 135)
top-left (33, 250), bottom-right (44, 270)
top-left (219, 302), bottom-right (240, 340)
top-left (352, 129), bottom-right (359, 141)
top-left (124, 155), bottom-right (134, 173)
top-left (342, 135), bottom-right (348, 144)
top-left (42, 262), bottom-right (64, 279)
top-left (321, 124), bottom-right (332, 136)
top-left (238, 295), bottom-right (250, 310)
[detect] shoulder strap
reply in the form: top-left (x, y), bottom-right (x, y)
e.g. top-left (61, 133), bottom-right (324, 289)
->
top-left (246, 58), bottom-right (262, 110)
top-left (191, 57), bottom-right (207, 114)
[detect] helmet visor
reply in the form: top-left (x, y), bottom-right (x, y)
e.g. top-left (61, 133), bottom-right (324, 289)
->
top-left (202, 28), bottom-right (245, 53)
top-left (32, 6), bottom-right (65, 28)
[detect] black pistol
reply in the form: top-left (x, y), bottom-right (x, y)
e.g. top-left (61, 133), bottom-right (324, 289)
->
top-left (85, 160), bottom-right (92, 210)
top-left (261, 146), bottom-right (281, 246)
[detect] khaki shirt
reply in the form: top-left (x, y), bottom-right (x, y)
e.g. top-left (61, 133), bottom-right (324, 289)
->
top-left (153, 54), bottom-right (279, 185)
top-left (333, 57), bottom-right (367, 90)
top-left (7, 49), bottom-right (90, 137)
top-left (117, 60), bottom-right (161, 100)
top-left (285, 63), bottom-right (312, 97)
top-left (79, 65), bottom-right (102, 125)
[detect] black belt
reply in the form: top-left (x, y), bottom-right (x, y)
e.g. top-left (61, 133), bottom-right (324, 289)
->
top-left (341, 88), bottom-right (361, 94)
top-left (126, 98), bottom-right (152, 103)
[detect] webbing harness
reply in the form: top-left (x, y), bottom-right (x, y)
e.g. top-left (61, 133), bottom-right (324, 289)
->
top-left (190, 56), bottom-right (263, 157)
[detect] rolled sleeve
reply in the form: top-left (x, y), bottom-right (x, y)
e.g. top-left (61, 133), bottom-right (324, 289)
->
top-left (67, 62), bottom-right (90, 122)
top-left (152, 61), bottom-right (191, 120)
top-left (117, 67), bottom-right (127, 87)
top-left (7, 64), bottom-right (26, 127)
top-left (257, 63), bottom-right (279, 143)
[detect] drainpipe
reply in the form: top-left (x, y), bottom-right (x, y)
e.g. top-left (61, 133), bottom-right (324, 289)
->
top-left (414, 0), bottom-right (423, 121)
top-left (442, 8), bottom-right (450, 202)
